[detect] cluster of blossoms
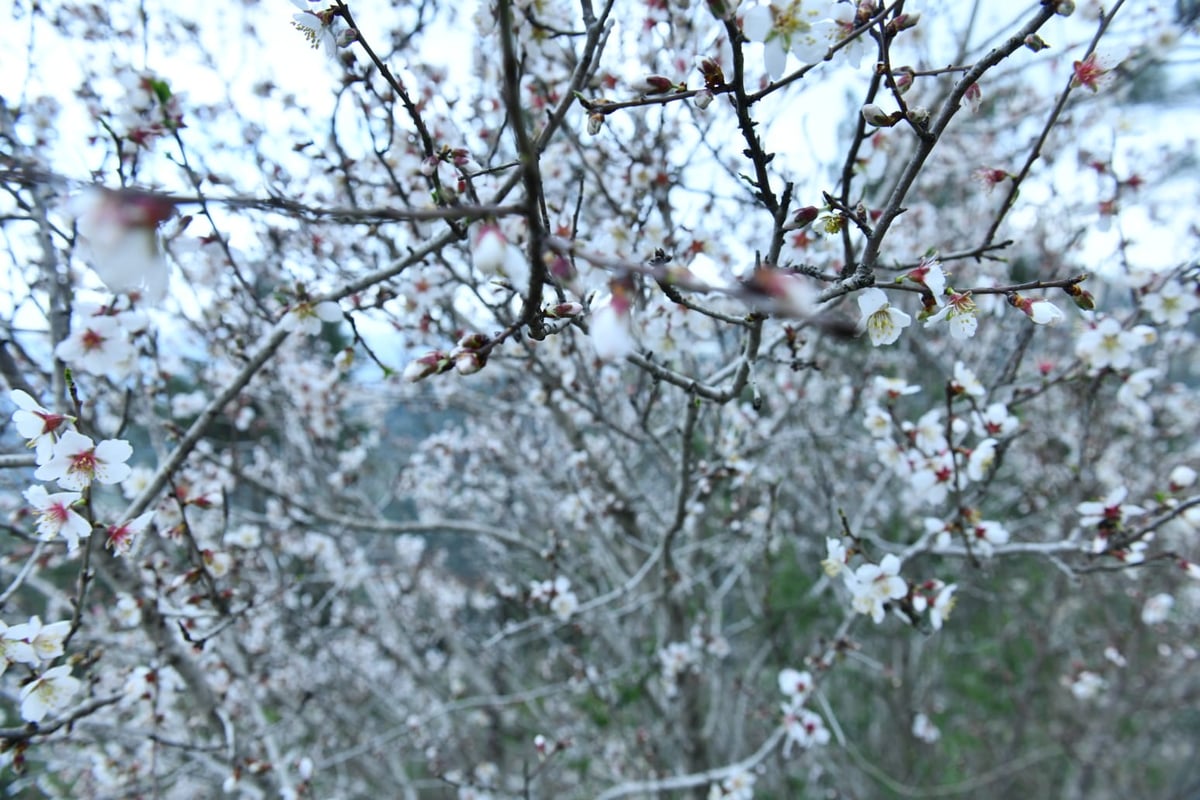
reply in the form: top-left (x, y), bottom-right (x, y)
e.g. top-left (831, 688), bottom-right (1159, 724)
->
top-left (529, 576), bottom-right (579, 621)
top-left (777, 667), bottom-right (830, 754)
top-left (0, 617), bottom-right (80, 722)
top-left (862, 365), bottom-right (1020, 512)
top-left (857, 281), bottom-right (1065, 347)
top-left (825, 539), bottom-right (957, 628)
top-left (11, 390), bottom-right (142, 555)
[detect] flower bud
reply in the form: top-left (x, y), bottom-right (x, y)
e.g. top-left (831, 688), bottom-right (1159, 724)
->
top-left (587, 112), bottom-right (604, 136)
top-left (887, 12), bottom-right (920, 34)
top-left (545, 302), bottom-right (584, 319)
top-left (1063, 283), bottom-right (1095, 311)
top-left (337, 28), bottom-right (359, 47)
top-left (861, 104), bottom-right (894, 127)
top-left (402, 351), bottom-right (451, 383)
top-left (790, 206), bottom-right (820, 229)
top-left (635, 75), bottom-right (676, 95)
top-left (693, 89), bottom-right (714, 110)
top-left (452, 349), bottom-right (484, 375)
top-left (1054, 0), bottom-right (1074, 17)
top-left (1024, 34), bottom-right (1050, 52)
top-left (893, 66), bottom-right (914, 94)
top-left (907, 106), bottom-right (931, 127)
top-left (457, 332), bottom-right (490, 350)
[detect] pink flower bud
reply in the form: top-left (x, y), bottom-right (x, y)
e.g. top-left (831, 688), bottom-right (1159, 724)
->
top-left (545, 302), bottom-right (584, 319)
top-left (402, 351), bottom-right (450, 383)
top-left (790, 206), bottom-right (820, 228)
top-left (473, 224), bottom-right (508, 274)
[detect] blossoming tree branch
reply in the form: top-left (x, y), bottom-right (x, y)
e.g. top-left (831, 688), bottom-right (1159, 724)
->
top-left (0, 0), bottom-right (1197, 797)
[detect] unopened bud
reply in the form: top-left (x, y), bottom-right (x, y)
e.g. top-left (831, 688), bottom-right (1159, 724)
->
top-left (791, 206), bottom-right (820, 228)
top-left (861, 103), bottom-right (894, 127)
top-left (457, 332), bottom-right (490, 350)
top-left (587, 112), bottom-right (604, 136)
top-left (402, 350), bottom-right (451, 383)
top-left (636, 75), bottom-right (676, 95)
top-left (452, 349), bottom-right (485, 375)
top-left (693, 89), bottom-right (714, 110)
top-left (337, 28), bottom-right (359, 47)
top-left (907, 106), bottom-right (931, 127)
top-left (1063, 283), bottom-right (1095, 311)
top-left (893, 66), bottom-right (914, 94)
top-left (1054, 0), bottom-right (1074, 17)
top-left (887, 12), bottom-right (920, 34)
top-left (545, 302), bottom-right (584, 319)
top-left (1024, 34), bottom-right (1050, 52)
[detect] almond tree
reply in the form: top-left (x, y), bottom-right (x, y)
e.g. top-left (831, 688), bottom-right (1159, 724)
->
top-left (0, 1), bottom-right (1197, 798)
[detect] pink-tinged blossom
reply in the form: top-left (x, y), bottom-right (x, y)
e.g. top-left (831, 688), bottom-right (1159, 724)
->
top-left (845, 554), bottom-right (907, 623)
top-left (23, 485), bottom-right (91, 552)
top-left (1077, 486), bottom-right (1146, 529)
top-left (743, 1), bottom-right (829, 79)
top-left (972, 520), bottom-right (1010, 557)
top-left (1071, 52), bottom-right (1110, 92)
top-left (906, 256), bottom-right (946, 301)
top-left (857, 288), bottom-right (911, 346)
top-left (106, 511), bottom-right (155, 557)
top-left (1140, 280), bottom-right (1198, 327)
top-left (871, 376), bottom-right (920, 402)
top-left (54, 313), bottom-right (137, 381)
top-left (1009, 294), bottom-right (1064, 325)
top-left (34, 430), bottom-right (133, 491)
top-left (952, 361), bottom-right (986, 398)
top-left (778, 667), bottom-right (814, 704)
top-left (973, 403), bottom-right (1018, 438)
top-left (781, 699), bottom-right (830, 754)
top-left (283, 300), bottom-right (342, 336)
top-left (10, 390), bottom-right (73, 465)
top-left (925, 292), bottom-right (978, 339)
top-left (20, 664), bottom-right (82, 723)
